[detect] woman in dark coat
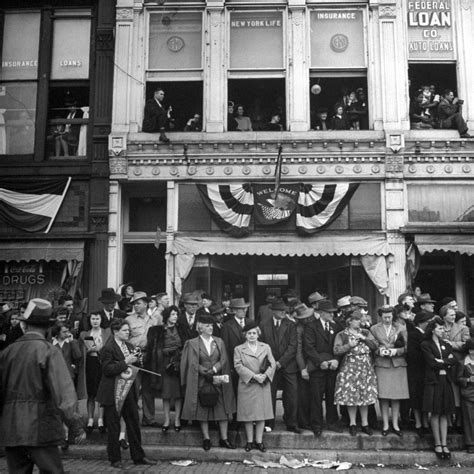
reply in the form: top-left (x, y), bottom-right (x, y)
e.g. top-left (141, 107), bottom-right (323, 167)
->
top-left (146, 305), bottom-right (184, 431)
top-left (421, 316), bottom-right (458, 459)
top-left (180, 314), bottom-right (236, 451)
top-left (456, 338), bottom-right (474, 453)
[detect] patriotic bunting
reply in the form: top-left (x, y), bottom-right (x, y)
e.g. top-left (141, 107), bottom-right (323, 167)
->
top-left (0, 178), bottom-right (71, 233)
top-left (296, 183), bottom-right (359, 235)
top-left (197, 182), bottom-right (359, 237)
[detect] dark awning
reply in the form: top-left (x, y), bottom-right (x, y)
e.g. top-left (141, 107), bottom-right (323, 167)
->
top-left (1, 241), bottom-right (84, 262)
top-left (414, 234), bottom-right (474, 255)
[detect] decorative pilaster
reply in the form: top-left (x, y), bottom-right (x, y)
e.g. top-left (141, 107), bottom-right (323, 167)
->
top-left (107, 180), bottom-right (122, 290)
top-left (288, 3), bottom-right (309, 131)
top-left (166, 181), bottom-right (176, 297)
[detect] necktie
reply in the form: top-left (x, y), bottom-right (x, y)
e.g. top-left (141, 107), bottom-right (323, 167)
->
top-left (325, 322), bottom-right (330, 333)
top-left (121, 342), bottom-right (130, 357)
top-left (188, 316), bottom-right (193, 327)
top-left (240, 319), bottom-right (245, 328)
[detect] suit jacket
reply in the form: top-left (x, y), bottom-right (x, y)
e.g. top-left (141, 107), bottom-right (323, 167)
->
top-left (178, 312), bottom-right (199, 342)
top-left (437, 97), bottom-right (460, 121)
top-left (370, 323), bottom-right (407, 368)
top-left (98, 309), bottom-right (127, 329)
top-left (259, 318), bottom-right (297, 373)
top-left (221, 317), bottom-right (248, 370)
top-left (421, 338), bottom-right (457, 385)
top-left (303, 318), bottom-right (339, 372)
top-left (142, 98), bottom-right (168, 133)
top-left (407, 328), bottom-right (425, 375)
top-left (96, 337), bottom-right (135, 406)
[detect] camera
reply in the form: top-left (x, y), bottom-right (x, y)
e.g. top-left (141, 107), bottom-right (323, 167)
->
top-left (458, 99), bottom-right (464, 105)
top-left (380, 348), bottom-right (391, 357)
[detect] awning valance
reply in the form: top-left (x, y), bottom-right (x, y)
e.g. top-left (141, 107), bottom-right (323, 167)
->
top-left (169, 233), bottom-right (391, 257)
top-left (1, 241), bottom-right (84, 262)
top-left (414, 234), bottom-right (474, 256)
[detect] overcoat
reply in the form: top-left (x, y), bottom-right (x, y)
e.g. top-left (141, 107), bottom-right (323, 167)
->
top-left (234, 342), bottom-right (276, 421)
top-left (180, 336), bottom-right (235, 420)
top-left (370, 323), bottom-right (408, 368)
top-left (421, 338), bottom-right (457, 385)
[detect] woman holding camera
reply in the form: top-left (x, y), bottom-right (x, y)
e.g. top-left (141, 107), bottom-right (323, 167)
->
top-left (334, 311), bottom-right (378, 436)
top-left (146, 305), bottom-right (184, 432)
top-left (234, 321), bottom-right (276, 452)
top-left (180, 314), bottom-right (236, 451)
top-left (370, 305), bottom-right (409, 436)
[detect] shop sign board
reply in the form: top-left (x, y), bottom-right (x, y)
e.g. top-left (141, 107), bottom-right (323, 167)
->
top-left (407, 1), bottom-right (455, 60)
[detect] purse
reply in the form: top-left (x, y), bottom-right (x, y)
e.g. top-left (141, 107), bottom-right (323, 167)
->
top-left (165, 361), bottom-right (179, 376)
top-left (260, 355), bottom-right (271, 374)
top-left (198, 382), bottom-right (219, 407)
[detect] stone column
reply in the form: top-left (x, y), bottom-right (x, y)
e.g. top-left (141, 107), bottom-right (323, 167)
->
top-left (288, 1), bottom-right (309, 131)
top-left (107, 180), bottom-right (123, 290)
top-left (166, 181), bottom-right (176, 297)
top-left (205, 1), bottom-right (225, 132)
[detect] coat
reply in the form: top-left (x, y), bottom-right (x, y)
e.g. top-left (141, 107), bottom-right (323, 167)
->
top-left (178, 312), bottom-right (199, 342)
top-left (234, 342), bottom-right (276, 421)
top-left (180, 336), bottom-right (236, 420)
top-left (0, 333), bottom-right (79, 446)
top-left (259, 318), bottom-right (298, 373)
top-left (456, 359), bottom-right (474, 401)
top-left (142, 98), bottom-right (169, 133)
top-left (96, 337), bottom-right (136, 407)
top-left (445, 322), bottom-right (470, 359)
top-left (370, 323), bottom-right (408, 368)
top-left (421, 338), bottom-right (457, 385)
top-left (220, 317), bottom-right (248, 370)
top-left (303, 318), bottom-right (339, 372)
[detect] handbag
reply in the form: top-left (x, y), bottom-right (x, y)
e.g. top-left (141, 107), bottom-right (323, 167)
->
top-left (260, 355), bottom-right (271, 374)
top-left (198, 382), bottom-right (219, 408)
top-left (165, 361), bottom-right (179, 376)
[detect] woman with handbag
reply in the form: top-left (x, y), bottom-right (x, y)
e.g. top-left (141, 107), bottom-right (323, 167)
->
top-left (146, 305), bottom-right (184, 432)
top-left (234, 321), bottom-right (276, 452)
top-left (180, 314), bottom-right (236, 451)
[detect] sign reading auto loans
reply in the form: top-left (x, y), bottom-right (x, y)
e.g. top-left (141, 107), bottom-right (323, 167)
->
top-left (407, 1), bottom-right (455, 60)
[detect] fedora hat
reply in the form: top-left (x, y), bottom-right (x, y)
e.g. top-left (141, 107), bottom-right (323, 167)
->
top-left (350, 296), bottom-right (368, 307)
top-left (182, 293), bottom-right (200, 304)
top-left (210, 304), bottom-right (226, 316)
top-left (229, 297), bottom-right (250, 309)
top-left (294, 303), bottom-right (314, 320)
top-left (308, 292), bottom-right (327, 304)
top-left (414, 310), bottom-right (433, 326)
top-left (98, 288), bottom-right (121, 304)
top-left (318, 300), bottom-right (337, 313)
top-left (18, 298), bottom-right (55, 326)
top-left (418, 293), bottom-right (436, 304)
top-left (270, 298), bottom-right (288, 311)
top-left (337, 296), bottom-right (351, 308)
top-left (130, 291), bottom-right (149, 304)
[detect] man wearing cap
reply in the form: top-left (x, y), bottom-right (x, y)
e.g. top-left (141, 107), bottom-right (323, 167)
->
top-left (335, 296), bottom-right (352, 332)
top-left (0, 298), bottom-right (85, 473)
top-left (221, 298), bottom-right (250, 396)
top-left (259, 298), bottom-right (299, 433)
top-left (304, 300), bottom-right (341, 436)
top-left (126, 292), bottom-right (159, 428)
top-left (178, 293), bottom-right (200, 342)
top-left (97, 288), bottom-right (127, 329)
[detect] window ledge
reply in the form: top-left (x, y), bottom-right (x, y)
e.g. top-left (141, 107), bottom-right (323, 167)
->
top-left (405, 130), bottom-right (461, 141)
top-left (401, 224), bottom-right (474, 234)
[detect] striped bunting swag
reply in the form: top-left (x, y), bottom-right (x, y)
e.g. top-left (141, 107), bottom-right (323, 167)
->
top-left (0, 177), bottom-right (71, 233)
top-left (296, 183), bottom-right (359, 235)
top-left (197, 183), bottom-right (254, 237)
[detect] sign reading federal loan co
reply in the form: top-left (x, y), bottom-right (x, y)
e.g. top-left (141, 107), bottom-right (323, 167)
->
top-left (407, 1), bottom-right (455, 60)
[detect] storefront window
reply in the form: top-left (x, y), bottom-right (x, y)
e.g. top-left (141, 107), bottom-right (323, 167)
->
top-left (148, 11), bottom-right (202, 70)
top-left (229, 11), bottom-right (283, 69)
top-left (408, 184), bottom-right (474, 223)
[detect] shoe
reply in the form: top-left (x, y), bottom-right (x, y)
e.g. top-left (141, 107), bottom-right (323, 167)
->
top-left (255, 442), bottom-right (266, 453)
top-left (159, 134), bottom-right (170, 143)
top-left (381, 428), bottom-right (389, 436)
top-left (219, 439), bottom-right (235, 449)
top-left (349, 425), bottom-right (357, 436)
top-left (142, 421), bottom-right (160, 428)
top-left (244, 442), bottom-right (253, 452)
top-left (361, 425), bottom-right (373, 436)
top-left (85, 425), bottom-right (94, 434)
top-left (98, 425), bottom-right (106, 434)
top-left (313, 429), bottom-right (322, 438)
top-left (162, 424), bottom-right (170, 433)
top-left (392, 428), bottom-right (403, 437)
top-left (134, 457), bottom-right (156, 465)
top-left (441, 446), bottom-right (451, 460)
top-left (203, 438), bottom-right (211, 451)
top-left (110, 461), bottom-right (124, 469)
top-left (286, 426), bottom-right (302, 434)
top-left (120, 439), bottom-right (129, 450)
top-left (434, 445), bottom-right (443, 459)
top-left (264, 426), bottom-right (272, 433)
top-left (299, 424), bottom-right (311, 430)
top-left (460, 133), bottom-right (472, 139)
top-left (174, 424), bottom-right (181, 432)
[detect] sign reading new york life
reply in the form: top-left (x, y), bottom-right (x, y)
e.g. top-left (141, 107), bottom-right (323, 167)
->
top-left (407, 1), bottom-right (455, 60)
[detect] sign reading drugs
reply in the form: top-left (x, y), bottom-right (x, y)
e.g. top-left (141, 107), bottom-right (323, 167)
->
top-left (407, 1), bottom-right (455, 60)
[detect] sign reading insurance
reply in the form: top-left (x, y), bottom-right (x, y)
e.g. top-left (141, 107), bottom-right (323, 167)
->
top-left (407, 1), bottom-right (454, 60)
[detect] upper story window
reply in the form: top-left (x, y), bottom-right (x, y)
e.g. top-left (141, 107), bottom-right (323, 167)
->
top-left (227, 10), bottom-right (286, 131)
top-left (309, 7), bottom-right (369, 131)
top-left (0, 12), bottom-right (40, 155)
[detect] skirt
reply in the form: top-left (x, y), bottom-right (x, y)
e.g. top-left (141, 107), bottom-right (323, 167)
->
top-left (375, 366), bottom-right (409, 400)
top-left (161, 371), bottom-right (182, 400)
top-left (85, 355), bottom-right (102, 398)
top-left (423, 375), bottom-right (455, 415)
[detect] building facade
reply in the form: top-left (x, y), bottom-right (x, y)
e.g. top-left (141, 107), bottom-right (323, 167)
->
top-left (0, 0), bottom-right (116, 311)
top-left (108, 0), bottom-right (474, 317)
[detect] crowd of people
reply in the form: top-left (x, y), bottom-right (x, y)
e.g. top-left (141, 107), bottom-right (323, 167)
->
top-left (1, 285), bottom-right (474, 470)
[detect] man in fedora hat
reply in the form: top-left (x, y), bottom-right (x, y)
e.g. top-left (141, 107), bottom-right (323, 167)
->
top-left (308, 291), bottom-right (328, 311)
top-left (97, 288), bottom-right (127, 329)
top-left (260, 298), bottom-right (300, 433)
top-left (257, 293), bottom-right (276, 325)
top-left (221, 297), bottom-right (250, 396)
top-left (0, 298), bottom-right (85, 472)
top-left (178, 293), bottom-right (200, 342)
top-left (125, 292), bottom-right (159, 428)
top-left (415, 293), bottom-right (436, 315)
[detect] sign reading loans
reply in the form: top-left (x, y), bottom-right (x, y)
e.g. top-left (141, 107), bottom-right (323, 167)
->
top-left (407, 1), bottom-right (455, 60)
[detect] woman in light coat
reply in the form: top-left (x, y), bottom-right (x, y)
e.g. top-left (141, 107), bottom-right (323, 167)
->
top-left (234, 321), bottom-right (276, 452)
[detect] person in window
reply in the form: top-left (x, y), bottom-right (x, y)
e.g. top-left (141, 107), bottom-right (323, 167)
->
top-left (56, 99), bottom-right (82, 157)
top-left (265, 113), bottom-right (283, 131)
top-left (313, 108), bottom-right (330, 131)
top-left (234, 105), bottom-right (253, 132)
top-left (437, 89), bottom-right (471, 138)
top-left (330, 104), bottom-right (349, 131)
top-left (227, 101), bottom-right (238, 131)
top-left (420, 84), bottom-right (440, 121)
top-left (354, 88), bottom-right (369, 130)
top-left (142, 88), bottom-right (172, 143)
top-left (345, 91), bottom-right (360, 130)
top-left (184, 113), bottom-right (202, 132)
